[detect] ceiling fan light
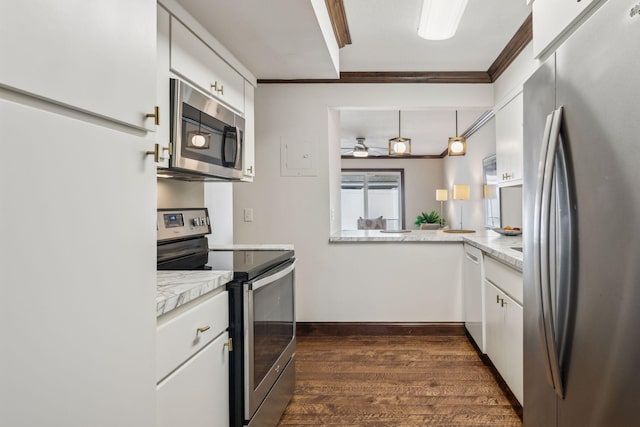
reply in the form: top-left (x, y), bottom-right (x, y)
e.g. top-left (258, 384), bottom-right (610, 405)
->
top-left (418, 0), bottom-right (469, 41)
top-left (448, 136), bottom-right (467, 156)
top-left (353, 148), bottom-right (369, 157)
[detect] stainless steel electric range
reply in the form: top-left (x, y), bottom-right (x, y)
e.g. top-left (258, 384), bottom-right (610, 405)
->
top-left (157, 208), bottom-right (296, 427)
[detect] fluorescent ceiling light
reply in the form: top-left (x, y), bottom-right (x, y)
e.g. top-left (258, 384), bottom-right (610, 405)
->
top-left (418, 0), bottom-right (469, 41)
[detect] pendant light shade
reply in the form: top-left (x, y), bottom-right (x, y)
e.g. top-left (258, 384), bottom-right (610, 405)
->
top-left (388, 111), bottom-right (412, 156)
top-left (448, 110), bottom-right (467, 156)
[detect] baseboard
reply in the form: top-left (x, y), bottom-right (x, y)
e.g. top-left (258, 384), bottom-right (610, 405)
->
top-left (296, 322), bottom-right (466, 337)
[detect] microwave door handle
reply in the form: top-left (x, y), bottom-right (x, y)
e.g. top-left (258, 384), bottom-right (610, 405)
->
top-left (235, 127), bottom-right (242, 169)
top-left (221, 126), bottom-right (239, 167)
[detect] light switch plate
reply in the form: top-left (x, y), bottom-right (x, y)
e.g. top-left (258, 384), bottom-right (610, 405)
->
top-left (244, 208), bottom-right (253, 222)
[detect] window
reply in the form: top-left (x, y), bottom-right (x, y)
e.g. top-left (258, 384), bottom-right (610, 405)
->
top-left (341, 169), bottom-right (405, 230)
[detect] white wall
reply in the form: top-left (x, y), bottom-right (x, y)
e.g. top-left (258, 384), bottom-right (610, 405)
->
top-left (233, 83), bottom-right (493, 321)
top-left (205, 182), bottom-right (234, 245)
top-left (341, 158), bottom-right (444, 229)
top-left (443, 115), bottom-right (497, 230)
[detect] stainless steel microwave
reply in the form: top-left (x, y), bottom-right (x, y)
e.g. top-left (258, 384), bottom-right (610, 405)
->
top-left (162, 78), bottom-right (244, 180)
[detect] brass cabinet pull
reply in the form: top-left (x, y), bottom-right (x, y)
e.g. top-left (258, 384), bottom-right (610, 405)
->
top-left (145, 143), bottom-right (169, 163)
top-left (496, 295), bottom-right (501, 303)
top-left (218, 85), bottom-right (224, 95)
top-left (247, 165), bottom-right (254, 174)
top-left (146, 144), bottom-right (160, 162)
top-left (501, 299), bottom-right (508, 307)
top-left (145, 106), bottom-right (160, 126)
top-left (196, 326), bottom-right (211, 335)
top-left (223, 338), bottom-right (233, 352)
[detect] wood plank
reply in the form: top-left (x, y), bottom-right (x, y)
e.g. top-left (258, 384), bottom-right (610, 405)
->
top-left (297, 322), bottom-right (466, 337)
top-left (325, 0), bottom-right (351, 48)
top-left (487, 13), bottom-right (533, 82)
top-left (277, 335), bottom-right (522, 426)
top-left (259, 71), bottom-right (492, 84)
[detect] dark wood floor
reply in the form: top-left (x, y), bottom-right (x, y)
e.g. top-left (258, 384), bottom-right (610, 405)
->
top-left (277, 335), bottom-right (522, 427)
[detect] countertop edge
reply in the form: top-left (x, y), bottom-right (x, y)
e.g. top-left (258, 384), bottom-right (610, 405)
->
top-left (156, 270), bottom-right (233, 317)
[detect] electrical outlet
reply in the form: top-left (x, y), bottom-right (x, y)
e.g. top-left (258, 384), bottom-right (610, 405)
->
top-left (244, 208), bottom-right (254, 222)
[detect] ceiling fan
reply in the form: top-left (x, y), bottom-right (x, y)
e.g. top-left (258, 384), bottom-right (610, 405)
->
top-left (341, 137), bottom-right (387, 157)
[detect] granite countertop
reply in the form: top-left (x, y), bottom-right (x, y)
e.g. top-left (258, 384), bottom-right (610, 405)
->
top-left (156, 270), bottom-right (233, 317)
top-left (329, 229), bottom-right (523, 271)
top-left (464, 233), bottom-right (523, 271)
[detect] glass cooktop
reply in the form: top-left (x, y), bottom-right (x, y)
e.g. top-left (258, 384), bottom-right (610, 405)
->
top-left (207, 249), bottom-right (294, 281)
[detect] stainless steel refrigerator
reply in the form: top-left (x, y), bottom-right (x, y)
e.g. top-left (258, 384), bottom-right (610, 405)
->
top-left (523, 0), bottom-right (640, 426)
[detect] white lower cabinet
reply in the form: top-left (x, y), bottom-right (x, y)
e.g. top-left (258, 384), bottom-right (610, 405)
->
top-left (156, 290), bottom-right (230, 427)
top-left (484, 258), bottom-right (524, 405)
top-left (157, 331), bottom-right (230, 427)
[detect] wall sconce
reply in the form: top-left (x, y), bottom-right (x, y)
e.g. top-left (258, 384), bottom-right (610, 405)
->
top-left (388, 110), bottom-right (412, 156)
top-left (448, 110), bottom-right (467, 156)
top-left (435, 189), bottom-right (448, 227)
top-left (444, 184), bottom-right (475, 233)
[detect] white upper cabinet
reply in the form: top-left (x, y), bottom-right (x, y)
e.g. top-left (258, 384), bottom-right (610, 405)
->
top-left (0, 0), bottom-right (157, 131)
top-left (533, 0), bottom-right (605, 58)
top-left (170, 17), bottom-right (245, 114)
top-left (242, 81), bottom-right (255, 181)
top-left (156, 6), bottom-right (172, 168)
top-left (495, 92), bottom-right (524, 185)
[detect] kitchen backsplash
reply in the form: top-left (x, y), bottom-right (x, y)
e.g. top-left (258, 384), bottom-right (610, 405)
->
top-left (157, 179), bottom-right (204, 208)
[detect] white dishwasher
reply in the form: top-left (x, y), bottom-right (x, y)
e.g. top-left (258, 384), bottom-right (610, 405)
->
top-left (463, 243), bottom-right (485, 352)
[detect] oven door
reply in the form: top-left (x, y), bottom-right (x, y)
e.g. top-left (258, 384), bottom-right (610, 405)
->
top-left (244, 260), bottom-right (296, 419)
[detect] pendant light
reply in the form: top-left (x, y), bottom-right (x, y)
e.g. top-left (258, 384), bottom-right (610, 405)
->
top-left (448, 110), bottom-right (467, 156)
top-left (388, 111), bottom-right (412, 156)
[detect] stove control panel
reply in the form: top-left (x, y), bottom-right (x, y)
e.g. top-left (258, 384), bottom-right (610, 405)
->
top-left (157, 208), bottom-right (211, 243)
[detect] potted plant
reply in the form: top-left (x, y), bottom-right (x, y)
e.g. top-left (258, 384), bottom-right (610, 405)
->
top-left (415, 210), bottom-right (442, 230)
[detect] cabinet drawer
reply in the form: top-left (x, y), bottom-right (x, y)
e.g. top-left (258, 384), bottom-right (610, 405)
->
top-left (157, 290), bottom-right (228, 382)
top-left (170, 17), bottom-right (244, 113)
top-left (157, 332), bottom-right (229, 427)
top-left (484, 256), bottom-right (522, 304)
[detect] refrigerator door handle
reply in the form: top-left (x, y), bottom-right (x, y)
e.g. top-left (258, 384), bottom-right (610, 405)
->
top-left (534, 111), bottom-right (557, 390)
top-left (541, 106), bottom-right (566, 398)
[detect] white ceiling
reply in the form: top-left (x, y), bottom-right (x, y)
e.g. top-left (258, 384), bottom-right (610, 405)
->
top-left (175, 0), bottom-right (531, 78)
top-left (341, 0), bottom-right (531, 72)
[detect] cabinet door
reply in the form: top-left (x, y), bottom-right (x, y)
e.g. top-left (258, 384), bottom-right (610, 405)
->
top-left (496, 92), bottom-right (523, 184)
top-left (242, 81), bottom-right (255, 181)
top-left (484, 281), bottom-right (506, 374)
top-left (0, 0), bottom-right (157, 131)
top-left (504, 294), bottom-right (524, 404)
top-left (157, 332), bottom-right (230, 427)
top-left (1, 99), bottom-right (157, 427)
top-left (155, 6), bottom-right (171, 168)
top-left (170, 18), bottom-right (244, 114)
top-left (533, 0), bottom-right (602, 58)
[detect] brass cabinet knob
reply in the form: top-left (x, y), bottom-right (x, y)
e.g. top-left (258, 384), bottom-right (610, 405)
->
top-left (145, 106), bottom-right (160, 126)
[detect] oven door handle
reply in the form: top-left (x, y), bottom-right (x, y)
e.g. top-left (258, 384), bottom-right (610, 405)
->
top-left (250, 260), bottom-right (296, 291)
